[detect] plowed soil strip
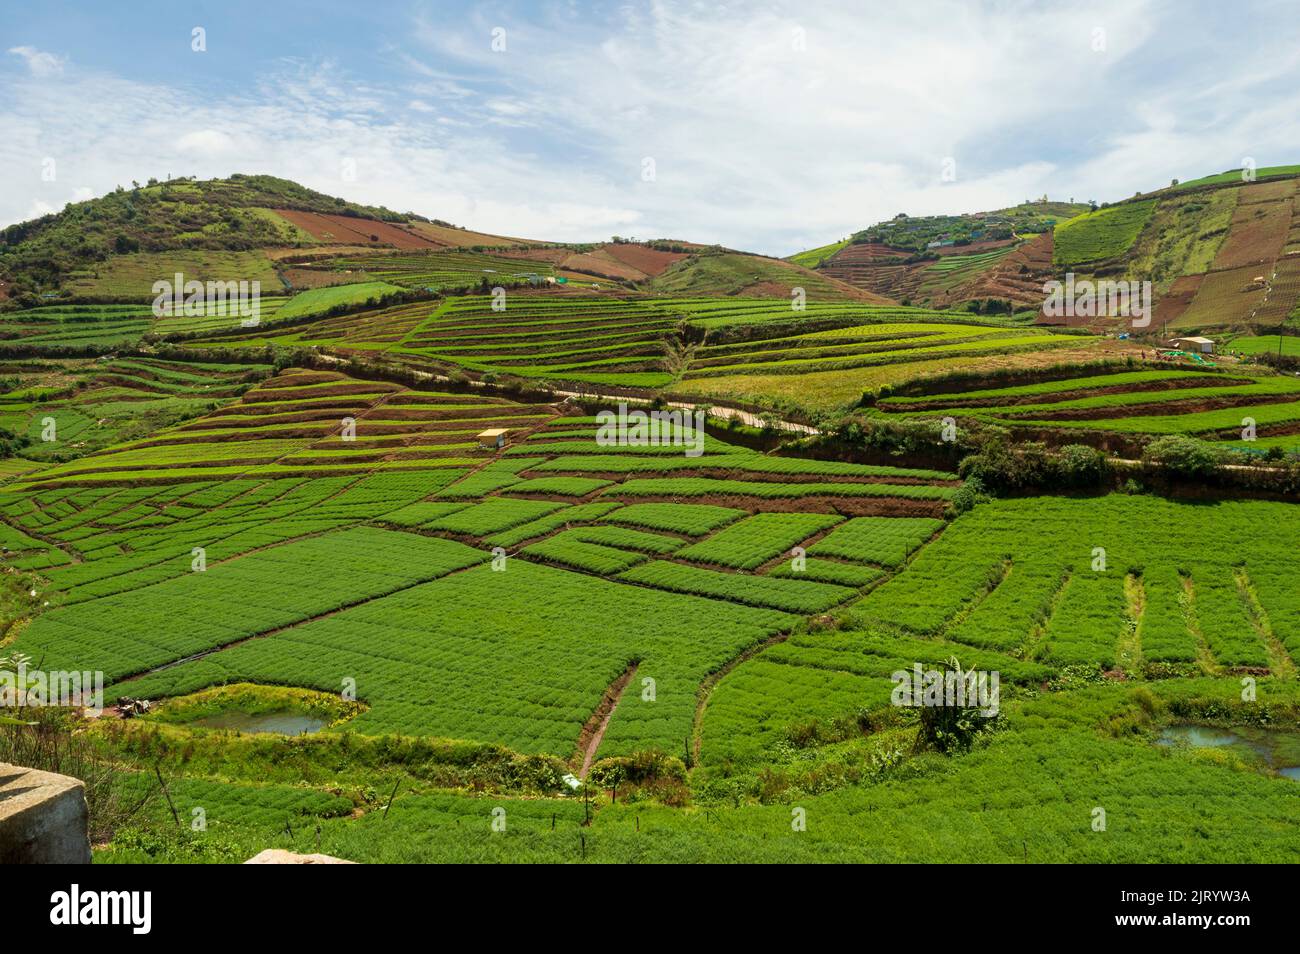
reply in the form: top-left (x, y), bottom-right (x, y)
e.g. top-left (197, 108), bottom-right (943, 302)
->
top-left (576, 662), bottom-right (638, 777)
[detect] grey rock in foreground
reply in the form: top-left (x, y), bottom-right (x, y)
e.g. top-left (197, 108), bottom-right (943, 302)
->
top-left (0, 762), bottom-right (91, 864)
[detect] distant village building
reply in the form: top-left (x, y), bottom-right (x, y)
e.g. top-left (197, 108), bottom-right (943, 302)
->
top-left (1168, 336), bottom-right (1215, 354)
top-left (477, 428), bottom-right (510, 449)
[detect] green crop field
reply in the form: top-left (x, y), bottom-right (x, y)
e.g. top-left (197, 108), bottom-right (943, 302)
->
top-left (787, 239), bottom-right (851, 269)
top-left (1230, 334), bottom-right (1300, 357)
top-left (4, 98), bottom-right (1300, 880)
top-left (872, 363), bottom-right (1300, 447)
top-left (295, 250), bottom-right (561, 290)
top-left (1054, 200), bottom-right (1157, 266)
top-left (1175, 165), bottom-right (1300, 189)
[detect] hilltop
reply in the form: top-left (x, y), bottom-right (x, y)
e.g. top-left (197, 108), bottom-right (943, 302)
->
top-left (0, 176), bottom-right (890, 305)
top-left (787, 199), bottom-right (1091, 309)
top-left (789, 166), bottom-right (1300, 332)
top-left (1049, 166), bottom-right (1300, 334)
top-left (0, 174), bottom-right (537, 302)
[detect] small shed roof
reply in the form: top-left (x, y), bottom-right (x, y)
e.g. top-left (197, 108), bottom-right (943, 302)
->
top-left (1170, 336), bottom-right (1215, 344)
top-left (477, 428), bottom-right (510, 439)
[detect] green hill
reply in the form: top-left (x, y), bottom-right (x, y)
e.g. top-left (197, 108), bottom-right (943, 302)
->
top-left (0, 174), bottom-right (430, 302)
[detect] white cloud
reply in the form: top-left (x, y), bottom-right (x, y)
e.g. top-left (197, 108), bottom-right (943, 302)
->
top-left (0, 58), bottom-right (636, 243)
top-left (8, 45), bottom-right (64, 77)
top-left (1, 3), bottom-right (1299, 254)
top-left (177, 129), bottom-right (238, 156)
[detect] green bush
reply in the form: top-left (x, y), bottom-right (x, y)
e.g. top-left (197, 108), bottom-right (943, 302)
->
top-left (1141, 435), bottom-right (1225, 477)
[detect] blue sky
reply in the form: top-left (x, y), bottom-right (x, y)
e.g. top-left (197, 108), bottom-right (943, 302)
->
top-left (2, 0), bottom-right (1299, 255)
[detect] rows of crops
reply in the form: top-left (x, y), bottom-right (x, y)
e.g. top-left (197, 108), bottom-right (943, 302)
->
top-left (1053, 200), bottom-right (1157, 266)
top-left (15, 368), bottom-right (558, 483)
top-left (0, 357), bottom-right (272, 465)
top-left (101, 678), bottom-right (1300, 862)
top-left (297, 250), bottom-right (560, 290)
top-left (3, 386), bottom-right (962, 762)
top-left (0, 299), bottom-right (294, 350)
top-left (164, 292), bottom-right (1091, 393)
top-left (874, 364), bottom-right (1300, 445)
top-left (852, 495), bottom-right (1299, 673)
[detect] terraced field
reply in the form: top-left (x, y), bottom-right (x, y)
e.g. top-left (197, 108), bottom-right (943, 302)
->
top-left (8, 165), bottom-right (1300, 871)
top-left (680, 321), bottom-right (1085, 381)
top-left (16, 368), bottom-right (554, 483)
top-left (873, 364), bottom-right (1300, 446)
top-left (0, 357), bottom-right (272, 463)
top-left (4, 382), bottom-right (958, 761)
top-left (290, 250), bottom-right (570, 290)
top-left (6, 352), bottom-right (1300, 867)
top-left (852, 496), bottom-right (1297, 672)
top-left (171, 293), bottom-right (1088, 396)
top-left (397, 296), bottom-right (683, 387)
top-left (0, 299), bottom-right (293, 348)
top-left (62, 250), bottom-right (283, 298)
top-left (1053, 201), bottom-right (1157, 267)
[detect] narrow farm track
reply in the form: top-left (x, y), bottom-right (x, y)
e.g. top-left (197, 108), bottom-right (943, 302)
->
top-left (576, 661), bottom-right (639, 777)
top-left (1235, 568), bottom-right (1298, 678)
top-left (1182, 576), bottom-right (1220, 675)
top-left (1117, 573), bottom-right (1145, 673)
top-left (691, 631), bottom-right (793, 765)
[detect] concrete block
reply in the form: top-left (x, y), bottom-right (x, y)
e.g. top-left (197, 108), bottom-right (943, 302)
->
top-left (0, 762), bottom-right (91, 864)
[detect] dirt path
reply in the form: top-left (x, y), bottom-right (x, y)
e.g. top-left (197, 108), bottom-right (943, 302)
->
top-left (690, 631), bottom-right (792, 765)
top-left (575, 662), bottom-right (638, 777)
top-left (1235, 567), bottom-right (1297, 678)
top-left (550, 387), bottom-right (819, 435)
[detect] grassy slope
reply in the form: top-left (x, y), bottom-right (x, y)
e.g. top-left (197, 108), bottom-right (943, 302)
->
top-left (649, 250), bottom-right (890, 302)
top-left (274, 281), bottom-right (406, 320)
top-left (1175, 166), bottom-right (1300, 190)
top-left (1053, 200), bottom-right (1157, 267)
top-left (65, 249), bottom-right (284, 298)
top-left (787, 239), bottom-right (850, 269)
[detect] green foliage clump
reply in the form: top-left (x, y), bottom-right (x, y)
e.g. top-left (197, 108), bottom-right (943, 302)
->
top-left (1141, 435), bottom-right (1225, 477)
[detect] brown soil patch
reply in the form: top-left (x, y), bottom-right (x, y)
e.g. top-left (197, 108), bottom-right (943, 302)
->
top-left (1151, 273), bottom-right (1203, 328)
top-left (599, 243), bottom-right (689, 277)
top-left (1175, 264), bottom-right (1272, 328)
top-left (1212, 190), bottom-right (1294, 270)
top-left (879, 373), bottom-right (1249, 411)
top-left (556, 250), bottom-right (645, 282)
top-left (406, 221), bottom-right (539, 247)
top-left (1251, 255), bottom-right (1300, 325)
top-left (1013, 390), bottom-right (1300, 422)
top-left (281, 267), bottom-right (362, 290)
top-left (495, 247), bottom-right (572, 265)
top-left (961, 232), bottom-right (1054, 311)
top-left (264, 244), bottom-right (380, 261)
top-left (272, 210), bottom-right (444, 249)
top-left (574, 662), bottom-right (639, 776)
